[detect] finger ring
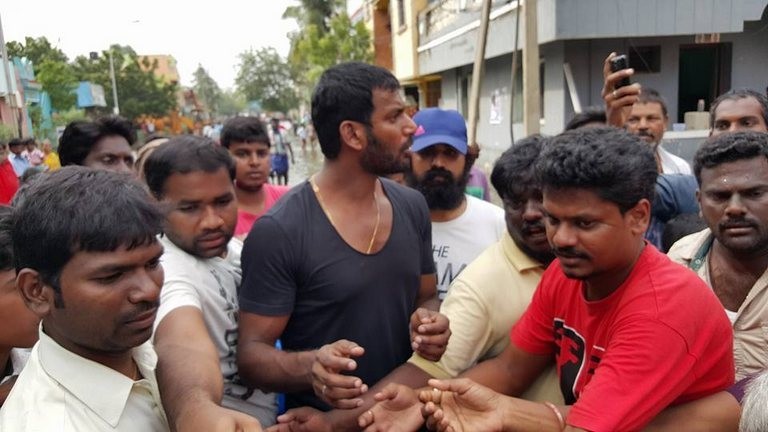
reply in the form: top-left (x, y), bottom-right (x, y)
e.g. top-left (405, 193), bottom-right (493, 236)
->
top-left (612, 90), bottom-right (618, 98)
top-left (321, 384), bottom-right (327, 395)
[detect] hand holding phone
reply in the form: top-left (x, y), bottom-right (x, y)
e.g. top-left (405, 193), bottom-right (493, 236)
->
top-left (609, 54), bottom-right (631, 90)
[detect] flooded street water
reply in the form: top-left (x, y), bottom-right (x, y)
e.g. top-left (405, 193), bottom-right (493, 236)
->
top-left (285, 144), bottom-right (324, 187)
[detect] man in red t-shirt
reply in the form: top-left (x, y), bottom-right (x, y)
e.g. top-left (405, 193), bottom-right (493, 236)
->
top-left (220, 117), bottom-right (289, 239)
top-left (0, 142), bottom-right (19, 205)
top-left (416, 127), bottom-right (734, 432)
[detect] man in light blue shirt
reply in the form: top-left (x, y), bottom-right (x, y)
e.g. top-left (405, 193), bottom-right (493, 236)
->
top-left (8, 139), bottom-right (30, 177)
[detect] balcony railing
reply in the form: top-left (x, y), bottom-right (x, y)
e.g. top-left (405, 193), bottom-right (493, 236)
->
top-left (419, 0), bottom-right (513, 43)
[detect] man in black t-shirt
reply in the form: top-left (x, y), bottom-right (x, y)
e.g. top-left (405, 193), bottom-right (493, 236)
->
top-left (237, 62), bottom-right (450, 430)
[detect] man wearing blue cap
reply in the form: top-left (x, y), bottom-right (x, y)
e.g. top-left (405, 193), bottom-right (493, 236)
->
top-left (405, 108), bottom-right (505, 299)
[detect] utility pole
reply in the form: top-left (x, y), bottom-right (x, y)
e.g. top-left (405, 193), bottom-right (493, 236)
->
top-left (0, 13), bottom-right (20, 137)
top-left (523, 0), bottom-right (540, 135)
top-left (108, 49), bottom-right (120, 115)
top-left (467, 0), bottom-right (492, 147)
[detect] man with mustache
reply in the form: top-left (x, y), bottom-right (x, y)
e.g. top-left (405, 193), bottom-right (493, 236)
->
top-left (626, 91), bottom-right (691, 174)
top-left (236, 62), bottom-right (449, 431)
top-left (405, 108), bottom-right (505, 300)
top-left (602, 54), bottom-right (690, 175)
top-left (668, 131), bottom-right (768, 380)
top-left (145, 136), bottom-right (270, 431)
top-left (0, 167), bottom-right (169, 431)
top-left (393, 127), bottom-right (734, 431)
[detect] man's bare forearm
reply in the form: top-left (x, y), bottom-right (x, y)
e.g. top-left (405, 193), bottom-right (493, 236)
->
top-left (155, 339), bottom-right (225, 429)
top-left (238, 341), bottom-right (316, 393)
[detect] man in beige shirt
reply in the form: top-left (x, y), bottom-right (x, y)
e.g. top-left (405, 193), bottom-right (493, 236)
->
top-left (668, 130), bottom-right (768, 380)
top-left (408, 135), bottom-right (561, 404)
top-left (0, 167), bottom-right (169, 431)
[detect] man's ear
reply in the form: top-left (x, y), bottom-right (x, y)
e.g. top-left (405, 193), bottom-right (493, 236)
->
top-left (339, 120), bottom-right (365, 152)
top-left (17, 269), bottom-right (53, 318)
top-left (627, 198), bottom-right (651, 236)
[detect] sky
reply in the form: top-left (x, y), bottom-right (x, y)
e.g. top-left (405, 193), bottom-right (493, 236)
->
top-left (1, 1), bottom-right (302, 90)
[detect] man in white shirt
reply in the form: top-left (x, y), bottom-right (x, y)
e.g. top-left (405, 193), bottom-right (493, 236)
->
top-left (405, 108), bottom-right (505, 299)
top-left (143, 135), bottom-right (270, 431)
top-left (0, 167), bottom-right (168, 431)
top-left (601, 54), bottom-right (691, 174)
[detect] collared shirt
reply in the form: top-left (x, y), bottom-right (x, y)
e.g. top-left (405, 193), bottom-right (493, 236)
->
top-left (409, 233), bottom-right (563, 404)
top-left (0, 328), bottom-right (169, 431)
top-left (9, 153), bottom-right (30, 177)
top-left (657, 146), bottom-right (692, 175)
top-left (668, 228), bottom-right (768, 380)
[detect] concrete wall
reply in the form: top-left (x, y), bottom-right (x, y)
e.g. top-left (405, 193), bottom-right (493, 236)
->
top-left (554, 0), bottom-right (768, 41)
top-left (392, 0), bottom-right (427, 80)
top-left (724, 13), bottom-right (768, 92)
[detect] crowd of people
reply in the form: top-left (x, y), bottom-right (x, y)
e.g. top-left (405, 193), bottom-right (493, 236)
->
top-left (0, 53), bottom-right (767, 432)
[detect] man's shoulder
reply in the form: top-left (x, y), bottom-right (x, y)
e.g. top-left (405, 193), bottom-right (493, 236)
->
top-left (465, 195), bottom-right (505, 222)
top-left (263, 181), bottom-right (311, 216)
top-left (0, 346), bottom-right (62, 424)
top-left (667, 228), bottom-right (711, 264)
top-left (381, 177), bottom-right (423, 202)
top-left (264, 183), bottom-right (290, 198)
top-left (659, 147), bottom-right (692, 173)
top-left (381, 177), bottom-right (430, 218)
top-left (160, 237), bottom-right (240, 279)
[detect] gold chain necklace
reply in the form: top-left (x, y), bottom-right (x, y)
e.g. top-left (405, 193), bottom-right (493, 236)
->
top-left (310, 175), bottom-right (381, 254)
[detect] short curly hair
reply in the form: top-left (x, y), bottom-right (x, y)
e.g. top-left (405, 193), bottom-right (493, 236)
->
top-left (693, 131), bottom-right (768, 184)
top-left (536, 127), bottom-right (657, 213)
top-left (490, 134), bottom-right (545, 200)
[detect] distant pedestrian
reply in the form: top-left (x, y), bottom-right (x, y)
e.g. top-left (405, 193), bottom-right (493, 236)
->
top-left (221, 117), bottom-right (289, 239)
top-left (0, 142), bottom-right (19, 204)
top-left (268, 118), bottom-right (294, 185)
top-left (40, 139), bottom-right (60, 172)
top-left (7, 139), bottom-right (30, 178)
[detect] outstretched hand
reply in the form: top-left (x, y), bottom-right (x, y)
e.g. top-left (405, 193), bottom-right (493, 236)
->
top-left (357, 383), bottom-right (424, 432)
top-left (419, 378), bottom-right (506, 432)
top-left (266, 407), bottom-right (331, 432)
top-left (176, 402), bottom-right (263, 432)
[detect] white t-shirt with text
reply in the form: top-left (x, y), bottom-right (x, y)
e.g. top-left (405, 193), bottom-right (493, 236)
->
top-left (432, 195), bottom-right (506, 299)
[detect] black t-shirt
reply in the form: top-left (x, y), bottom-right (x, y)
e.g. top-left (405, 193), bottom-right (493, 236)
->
top-left (240, 178), bottom-right (435, 410)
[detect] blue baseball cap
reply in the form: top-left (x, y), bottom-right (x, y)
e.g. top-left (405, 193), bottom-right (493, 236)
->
top-left (411, 108), bottom-right (468, 155)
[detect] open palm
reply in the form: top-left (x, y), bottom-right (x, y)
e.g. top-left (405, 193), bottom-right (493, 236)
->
top-left (420, 378), bottom-right (506, 432)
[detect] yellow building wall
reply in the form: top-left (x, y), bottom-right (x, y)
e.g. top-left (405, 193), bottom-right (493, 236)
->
top-left (391, 0), bottom-right (426, 81)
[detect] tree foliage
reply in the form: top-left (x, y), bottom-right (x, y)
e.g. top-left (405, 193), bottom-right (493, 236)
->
top-left (218, 89), bottom-right (247, 117)
top-left (71, 45), bottom-right (178, 120)
top-left (6, 36), bottom-right (76, 112)
top-left (282, 0), bottom-right (345, 32)
top-left (283, 1), bottom-right (373, 97)
top-left (293, 13), bottom-right (373, 87)
top-left (6, 36), bottom-right (68, 66)
top-left (235, 47), bottom-right (298, 113)
top-left (192, 65), bottom-right (222, 116)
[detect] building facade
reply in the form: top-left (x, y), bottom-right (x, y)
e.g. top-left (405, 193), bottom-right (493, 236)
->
top-left (389, 0), bottom-right (768, 160)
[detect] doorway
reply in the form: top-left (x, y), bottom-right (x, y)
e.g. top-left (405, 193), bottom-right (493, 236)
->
top-left (677, 43), bottom-right (731, 123)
